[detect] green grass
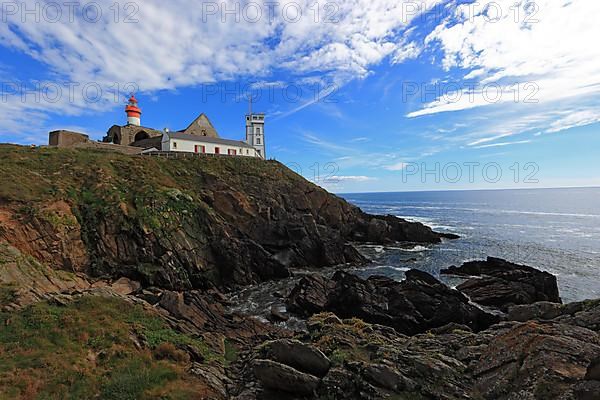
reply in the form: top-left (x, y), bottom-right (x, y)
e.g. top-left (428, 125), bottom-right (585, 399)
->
top-left (0, 295), bottom-right (219, 399)
top-left (223, 339), bottom-right (239, 367)
top-left (0, 145), bottom-right (305, 204)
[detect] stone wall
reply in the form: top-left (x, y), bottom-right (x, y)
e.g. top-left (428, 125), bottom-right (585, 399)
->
top-left (48, 130), bottom-right (89, 147)
top-left (104, 125), bottom-right (163, 146)
top-left (48, 129), bottom-right (143, 155)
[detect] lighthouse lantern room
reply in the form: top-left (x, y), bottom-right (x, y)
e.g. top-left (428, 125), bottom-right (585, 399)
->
top-left (125, 94), bottom-right (142, 126)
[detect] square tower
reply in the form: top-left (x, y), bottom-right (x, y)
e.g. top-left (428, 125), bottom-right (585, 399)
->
top-left (245, 112), bottom-right (266, 158)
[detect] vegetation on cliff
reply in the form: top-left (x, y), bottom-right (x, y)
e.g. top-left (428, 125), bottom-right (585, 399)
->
top-left (4, 145), bottom-right (596, 399)
top-left (0, 294), bottom-right (221, 399)
top-left (0, 145), bottom-right (448, 291)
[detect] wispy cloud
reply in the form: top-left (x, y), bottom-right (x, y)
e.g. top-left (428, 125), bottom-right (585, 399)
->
top-left (472, 140), bottom-right (532, 149)
top-left (407, 0), bottom-right (600, 138)
top-left (384, 161), bottom-right (408, 171)
top-left (0, 0), bottom-right (442, 137)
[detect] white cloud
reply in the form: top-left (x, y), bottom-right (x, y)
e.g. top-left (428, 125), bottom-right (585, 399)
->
top-left (0, 0), bottom-right (442, 137)
top-left (409, 0), bottom-right (600, 135)
top-left (546, 109), bottom-right (600, 133)
top-left (384, 161), bottom-right (408, 171)
top-left (472, 139), bottom-right (532, 149)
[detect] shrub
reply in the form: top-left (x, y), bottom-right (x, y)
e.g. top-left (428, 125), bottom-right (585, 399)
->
top-left (153, 342), bottom-right (189, 363)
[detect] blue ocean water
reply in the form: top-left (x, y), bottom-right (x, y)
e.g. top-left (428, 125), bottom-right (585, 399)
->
top-left (341, 187), bottom-right (600, 303)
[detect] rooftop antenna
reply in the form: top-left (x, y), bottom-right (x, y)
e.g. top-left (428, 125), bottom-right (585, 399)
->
top-left (248, 93), bottom-right (253, 116)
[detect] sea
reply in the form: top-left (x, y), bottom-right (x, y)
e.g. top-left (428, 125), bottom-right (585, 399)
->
top-left (341, 187), bottom-right (600, 303)
top-left (229, 187), bottom-right (600, 323)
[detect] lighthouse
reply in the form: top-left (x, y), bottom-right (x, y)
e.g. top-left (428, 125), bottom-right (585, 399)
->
top-left (125, 94), bottom-right (142, 126)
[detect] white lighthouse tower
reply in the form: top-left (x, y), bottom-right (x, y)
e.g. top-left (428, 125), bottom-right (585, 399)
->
top-left (245, 98), bottom-right (266, 158)
top-left (125, 94), bottom-right (142, 126)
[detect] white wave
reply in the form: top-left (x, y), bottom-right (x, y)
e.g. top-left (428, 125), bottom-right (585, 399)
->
top-left (402, 245), bottom-right (431, 252)
top-left (355, 265), bottom-right (411, 273)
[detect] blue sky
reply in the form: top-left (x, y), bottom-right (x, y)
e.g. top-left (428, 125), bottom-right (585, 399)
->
top-left (1, 0), bottom-right (599, 192)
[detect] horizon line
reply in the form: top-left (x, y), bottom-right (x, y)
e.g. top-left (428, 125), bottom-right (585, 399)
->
top-left (336, 185), bottom-right (600, 196)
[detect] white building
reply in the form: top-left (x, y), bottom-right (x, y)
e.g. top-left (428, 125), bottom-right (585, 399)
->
top-left (245, 112), bottom-right (266, 158)
top-left (102, 96), bottom-right (267, 158)
top-left (161, 132), bottom-right (259, 157)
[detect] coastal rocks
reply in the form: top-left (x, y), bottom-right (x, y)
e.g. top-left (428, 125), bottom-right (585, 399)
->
top-left (472, 320), bottom-right (600, 399)
top-left (362, 364), bottom-right (406, 391)
top-left (0, 243), bottom-right (94, 310)
top-left (287, 270), bottom-right (499, 335)
top-left (1, 150), bottom-right (457, 292)
top-left (507, 301), bottom-right (563, 321)
top-left (359, 214), bottom-right (457, 244)
top-left (0, 202), bottom-right (88, 272)
top-left (253, 359), bottom-right (320, 396)
top-left (109, 277), bottom-right (141, 295)
top-left (249, 340), bottom-right (332, 397)
top-left (305, 313), bottom-right (474, 399)
top-left (259, 339), bottom-right (331, 378)
top-left (441, 257), bottom-right (561, 311)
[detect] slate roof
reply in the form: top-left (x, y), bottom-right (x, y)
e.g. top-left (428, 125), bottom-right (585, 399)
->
top-left (167, 132), bottom-right (254, 148)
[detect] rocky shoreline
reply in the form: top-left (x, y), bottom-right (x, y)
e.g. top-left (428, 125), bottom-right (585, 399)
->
top-left (0, 146), bottom-right (599, 399)
top-left (242, 258), bottom-right (599, 400)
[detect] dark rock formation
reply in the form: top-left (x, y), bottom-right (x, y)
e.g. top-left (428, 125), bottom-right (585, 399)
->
top-left (239, 309), bottom-right (600, 400)
top-left (259, 339), bottom-right (331, 378)
top-left (472, 320), bottom-right (600, 399)
top-left (0, 147), bottom-right (455, 291)
top-left (441, 257), bottom-right (561, 311)
top-left (253, 359), bottom-right (320, 395)
top-left (286, 269), bottom-right (499, 335)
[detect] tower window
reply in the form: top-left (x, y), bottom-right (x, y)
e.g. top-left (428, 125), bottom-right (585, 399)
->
top-left (256, 138), bottom-right (261, 145)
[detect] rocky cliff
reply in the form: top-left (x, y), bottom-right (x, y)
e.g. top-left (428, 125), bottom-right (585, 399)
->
top-left (2, 145), bottom-right (598, 400)
top-left (0, 145), bottom-right (450, 291)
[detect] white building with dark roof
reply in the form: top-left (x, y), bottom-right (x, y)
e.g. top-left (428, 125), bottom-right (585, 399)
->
top-left (161, 132), bottom-right (259, 157)
top-left (100, 95), bottom-right (266, 158)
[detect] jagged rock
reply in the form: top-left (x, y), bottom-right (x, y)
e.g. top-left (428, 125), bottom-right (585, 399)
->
top-left (0, 151), bottom-right (455, 291)
top-left (318, 367), bottom-right (356, 399)
top-left (472, 321), bottom-right (600, 399)
top-left (0, 201), bottom-right (88, 272)
top-left (260, 339), bottom-right (331, 378)
top-left (110, 277), bottom-right (141, 295)
top-left (429, 322), bottom-right (473, 334)
top-left (574, 381), bottom-right (600, 400)
top-left (363, 364), bottom-right (405, 391)
top-left (507, 301), bottom-right (564, 322)
top-left (267, 305), bottom-right (289, 323)
top-left (137, 288), bottom-right (163, 304)
top-left (287, 270), bottom-right (499, 335)
top-left (556, 300), bottom-right (600, 332)
top-left (253, 359), bottom-right (319, 395)
top-left (0, 244), bottom-right (94, 309)
top-left (585, 357), bottom-right (600, 381)
top-left (441, 257), bottom-right (561, 311)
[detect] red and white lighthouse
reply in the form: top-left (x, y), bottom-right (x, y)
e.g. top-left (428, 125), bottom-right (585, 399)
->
top-left (125, 94), bottom-right (142, 126)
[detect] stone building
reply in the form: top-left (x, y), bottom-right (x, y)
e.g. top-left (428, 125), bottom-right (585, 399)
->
top-left (50, 94), bottom-right (266, 158)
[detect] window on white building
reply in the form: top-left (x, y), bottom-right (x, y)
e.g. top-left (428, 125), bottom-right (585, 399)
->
top-left (256, 137), bottom-right (261, 145)
top-left (173, 141), bottom-right (177, 149)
